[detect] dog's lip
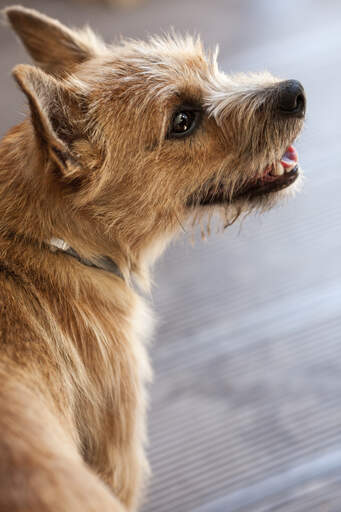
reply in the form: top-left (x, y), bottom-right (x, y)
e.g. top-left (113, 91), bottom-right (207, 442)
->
top-left (233, 164), bottom-right (299, 201)
top-left (229, 146), bottom-right (300, 200)
top-left (187, 145), bottom-right (300, 207)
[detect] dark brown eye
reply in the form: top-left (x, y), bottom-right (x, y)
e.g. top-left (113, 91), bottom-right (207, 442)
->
top-left (169, 109), bottom-right (199, 138)
top-left (173, 111), bottom-right (194, 132)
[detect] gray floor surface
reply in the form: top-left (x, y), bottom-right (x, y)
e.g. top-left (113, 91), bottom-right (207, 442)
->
top-left (1, 1), bottom-right (341, 511)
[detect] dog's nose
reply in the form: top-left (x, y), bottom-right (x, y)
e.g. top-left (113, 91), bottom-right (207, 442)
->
top-left (277, 80), bottom-right (306, 118)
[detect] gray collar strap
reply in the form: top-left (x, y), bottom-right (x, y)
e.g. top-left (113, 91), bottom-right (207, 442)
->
top-left (49, 238), bottom-right (124, 280)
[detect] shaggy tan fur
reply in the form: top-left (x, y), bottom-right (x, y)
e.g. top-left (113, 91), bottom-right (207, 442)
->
top-left (0, 6), bottom-right (304, 511)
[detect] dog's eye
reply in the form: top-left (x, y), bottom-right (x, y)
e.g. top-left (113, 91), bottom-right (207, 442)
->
top-left (173, 112), bottom-right (195, 133)
top-left (169, 110), bottom-right (199, 138)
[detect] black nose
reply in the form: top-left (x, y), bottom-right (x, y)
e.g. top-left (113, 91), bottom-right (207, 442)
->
top-left (277, 79), bottom-right (306, 118)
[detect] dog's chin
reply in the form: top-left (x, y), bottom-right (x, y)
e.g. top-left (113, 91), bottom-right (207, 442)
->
top-left (187, 145), bottom-right (301, 209)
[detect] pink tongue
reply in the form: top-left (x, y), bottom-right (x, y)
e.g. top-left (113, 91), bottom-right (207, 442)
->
top-left (281, 145), bottom-right (298, 168)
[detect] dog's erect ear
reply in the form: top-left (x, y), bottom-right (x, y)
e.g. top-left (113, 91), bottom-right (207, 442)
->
top-left (13, 64), bottom-right (83, 174)
top-left (4, 6), bottom-right (105, 76)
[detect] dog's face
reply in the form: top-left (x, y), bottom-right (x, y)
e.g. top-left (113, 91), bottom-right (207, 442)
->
top-left (5, 7), bottom-right (305, 268)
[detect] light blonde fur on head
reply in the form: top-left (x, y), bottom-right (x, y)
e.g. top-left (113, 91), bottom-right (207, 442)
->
top-left (0, 5), bottom-right (304, 512)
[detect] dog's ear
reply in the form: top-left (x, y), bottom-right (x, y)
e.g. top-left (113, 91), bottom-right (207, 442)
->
top-left (13, 64), bottom-right (84, 176)
top-left (4, 6), bottom-right (105, 76)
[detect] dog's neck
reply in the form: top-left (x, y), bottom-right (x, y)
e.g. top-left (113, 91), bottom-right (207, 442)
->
top-left (49, 238), bottom-right (124, 280)
top-left (0, 123), bottom-right (130, 275)
top-left (0, 121), bottom-right (166, 287)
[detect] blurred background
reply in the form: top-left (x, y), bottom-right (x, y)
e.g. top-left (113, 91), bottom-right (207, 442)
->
top-left (1, 1), bottom-right (341, 511)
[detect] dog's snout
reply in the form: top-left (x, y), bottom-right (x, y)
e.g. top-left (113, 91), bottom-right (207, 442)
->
top-left (277, 80), bottom-right (306, 118)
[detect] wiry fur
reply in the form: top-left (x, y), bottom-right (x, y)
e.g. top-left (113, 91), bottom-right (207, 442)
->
top-left (0, 6), bottom-right (304, 511)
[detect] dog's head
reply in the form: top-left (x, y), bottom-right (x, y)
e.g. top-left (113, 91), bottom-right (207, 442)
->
top-left (5, 6), bottom-right (305, 276)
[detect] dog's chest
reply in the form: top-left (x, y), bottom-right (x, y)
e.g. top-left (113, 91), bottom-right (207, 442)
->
top-left (62, 280), bottom-right (154, 473)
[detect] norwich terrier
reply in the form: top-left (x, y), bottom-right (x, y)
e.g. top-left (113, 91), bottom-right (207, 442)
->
top-left (0, 6), bottom-right (305, 511)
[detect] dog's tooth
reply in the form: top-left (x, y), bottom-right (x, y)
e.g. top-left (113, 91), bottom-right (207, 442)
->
top-left (271, 162), bottom-right (284, 176)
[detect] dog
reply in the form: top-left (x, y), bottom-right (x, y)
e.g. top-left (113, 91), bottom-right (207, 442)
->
top-left (0, 6), bottom-right (305, 511)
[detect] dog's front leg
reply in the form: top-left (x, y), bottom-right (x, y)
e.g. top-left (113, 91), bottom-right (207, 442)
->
top-left (0, 379), bottom-right (127, 512)
top-left (99, 446), bottom-right (149, 512)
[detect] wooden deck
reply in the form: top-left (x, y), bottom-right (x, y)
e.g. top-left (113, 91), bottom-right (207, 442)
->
top-left (1, 1), bottom-right (341, 511)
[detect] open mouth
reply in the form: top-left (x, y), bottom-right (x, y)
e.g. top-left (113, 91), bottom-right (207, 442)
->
top-left (234, 145), bottom-right (299, 201)
top-left (190, 145), bottom-right (300, 207)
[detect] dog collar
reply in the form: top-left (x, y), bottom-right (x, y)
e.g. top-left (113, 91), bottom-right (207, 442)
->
top-left (49, 238), bottom-right (124, 280)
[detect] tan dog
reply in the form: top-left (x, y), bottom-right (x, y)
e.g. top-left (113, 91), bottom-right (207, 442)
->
top-left (0, 6), bottom-right (305, 512)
